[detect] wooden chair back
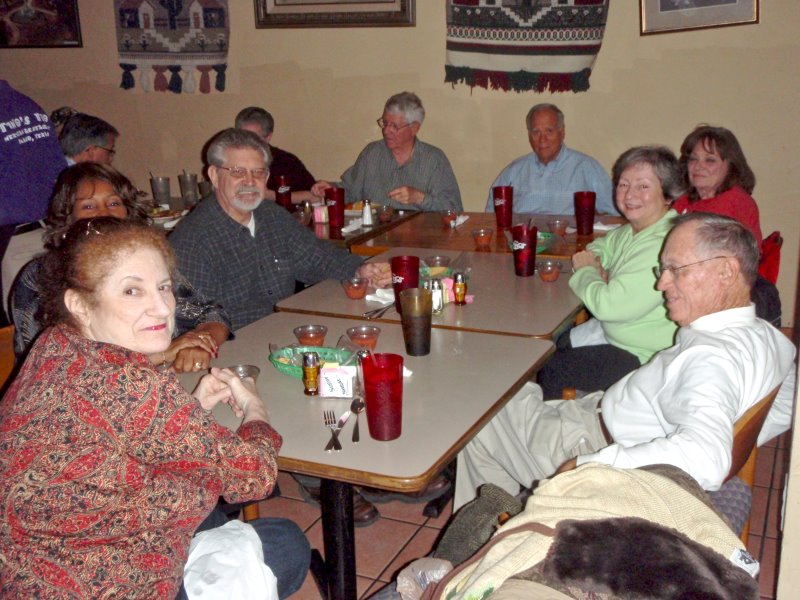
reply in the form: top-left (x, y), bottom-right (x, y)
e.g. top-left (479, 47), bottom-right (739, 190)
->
top-left (0, 325), bottom-right (15, 392)
top-left (726, 386), bottom-right (780, 484)
top-left (725, 385), bottom-right (781, 541)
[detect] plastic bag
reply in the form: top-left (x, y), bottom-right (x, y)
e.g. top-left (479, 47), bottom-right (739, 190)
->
top-left (396, 557), bottom-right (453, 600)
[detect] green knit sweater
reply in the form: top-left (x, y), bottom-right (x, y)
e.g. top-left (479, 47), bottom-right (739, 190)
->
top-left (569, 210), bottom-right (678, 363)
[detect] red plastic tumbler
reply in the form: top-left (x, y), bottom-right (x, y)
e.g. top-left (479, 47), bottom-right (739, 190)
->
top-left (390, 255), bottom-right (420, 314)
top-left (492, 186), bottom-right (513, 228)
top-left (362, 353), bottom-right (404, 441)
top-left (325, 187), bottom-right (345, 228)
top-left (511, 223), bottom-right (538, 277)
top-left (574, 191), bottom-right (596, 236)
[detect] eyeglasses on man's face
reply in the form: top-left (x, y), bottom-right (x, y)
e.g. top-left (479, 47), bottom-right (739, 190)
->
top-left (376, 118), bottom-right (412, 133)
top-left (217, 166), bottom-right (269, 180)
top-left (96, 145), bottom-right (116, 157)
top-left (653, 256), bottom-right (730, 279)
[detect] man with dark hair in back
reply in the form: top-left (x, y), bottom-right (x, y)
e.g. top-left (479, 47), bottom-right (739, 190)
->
top-left (235, 106), bottom-right (316, 205)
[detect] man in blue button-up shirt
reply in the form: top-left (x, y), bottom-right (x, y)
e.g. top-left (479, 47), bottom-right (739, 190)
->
top-left (484, 104), bottom-right (616, 216)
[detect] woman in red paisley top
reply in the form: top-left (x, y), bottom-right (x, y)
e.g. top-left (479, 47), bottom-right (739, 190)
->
top-left (674, 125), bottom-right (780, 325)
top-left (0, 218), bottom-right (307, 598)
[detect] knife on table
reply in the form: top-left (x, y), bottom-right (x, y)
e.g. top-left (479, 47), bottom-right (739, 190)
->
top-left (324, 410), bottom-right (351, 452)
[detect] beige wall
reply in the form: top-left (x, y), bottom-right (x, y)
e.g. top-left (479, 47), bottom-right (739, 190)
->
top-left (1, 2), bottom-right (798, 318)
top-left (3, 0), bottom-right (800, 586)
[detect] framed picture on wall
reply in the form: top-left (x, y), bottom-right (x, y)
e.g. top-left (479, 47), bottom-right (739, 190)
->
top-left (640, 0), bottom-right (759, 35)
top-left (255, 0), bottom-right (415, 28)
top-left (0, 1), bottom-right (82, 48)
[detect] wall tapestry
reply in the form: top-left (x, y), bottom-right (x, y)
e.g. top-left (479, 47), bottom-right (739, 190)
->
top-left (114, 0), bottom-right (230, 94)
top-left (445, 0), bottom-right (610, 93)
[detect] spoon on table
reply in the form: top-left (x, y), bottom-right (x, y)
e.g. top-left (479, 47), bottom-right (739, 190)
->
top-left (351, 396), bottom-right (365, 443)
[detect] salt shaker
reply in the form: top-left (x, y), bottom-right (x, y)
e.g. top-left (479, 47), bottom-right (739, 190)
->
top-left (355, 349), bottom-right (371, 391)
top-left (362, 199), bottom-right (374, 226)
top-left (430, 279), bottom-right (444, 314)
top-left (453, 272), bottom-right (467, 306)
top-left (302, 352), bottom-right (320, 396)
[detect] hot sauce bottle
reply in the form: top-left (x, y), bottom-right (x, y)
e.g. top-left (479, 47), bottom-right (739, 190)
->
top-left (453, 272), bottom-right (467, 306)
top-left (302, 352), bottom-right (320, 396)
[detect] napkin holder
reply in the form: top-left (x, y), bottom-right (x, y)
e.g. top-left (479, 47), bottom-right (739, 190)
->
top-left (313, 205), bottom-right (329, 224)
top-left (320, 363), bottom-right (356, 398)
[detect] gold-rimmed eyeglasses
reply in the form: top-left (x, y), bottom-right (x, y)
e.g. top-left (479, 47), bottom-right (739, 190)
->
top-left (653, 256), bottom-right (730, 279)
top-left (217, 166), bottom-right (269, 180)
top-left (376, 118), bottom-right (412, 133)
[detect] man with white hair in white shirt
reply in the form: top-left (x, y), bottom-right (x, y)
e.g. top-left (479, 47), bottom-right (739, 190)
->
top-left (455, 212), bottom-right (796, 510)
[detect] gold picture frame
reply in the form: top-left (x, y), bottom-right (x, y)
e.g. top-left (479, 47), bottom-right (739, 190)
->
top-left (640, 0), bottom-right (759, 35)
top-left (0, 0), bottom-right (82, 48)
top-left (255, 0), bottom-right (415, 29)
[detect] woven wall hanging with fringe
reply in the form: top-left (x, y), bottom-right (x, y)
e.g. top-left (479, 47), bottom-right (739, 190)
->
top-left (446, 0), bottom-right (610, 93)
top-left (114, 0), bottom-right (230, 94)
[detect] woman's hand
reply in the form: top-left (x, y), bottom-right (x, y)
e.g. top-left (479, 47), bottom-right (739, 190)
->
top-left (357, 262), bottom-right (391, 288)
top-left (571, 250), bottom-right (602, 274)
top-left (150, 323), bottom-right (228, 373)
top-left (151, 331), bottom-right (216, 373)
top-left (192, 368), bottom-right (268, 423)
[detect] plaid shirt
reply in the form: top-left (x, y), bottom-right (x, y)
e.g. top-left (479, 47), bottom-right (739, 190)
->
top-left (169, 197), bottom-right (364, 331)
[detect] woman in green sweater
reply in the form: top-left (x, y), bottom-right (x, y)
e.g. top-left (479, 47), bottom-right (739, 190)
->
top-left (538, 146), bottom-right (683, 397)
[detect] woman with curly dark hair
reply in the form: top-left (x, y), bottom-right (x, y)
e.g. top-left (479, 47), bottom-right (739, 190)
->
top-left (11, 163), bottom-right (232, 371)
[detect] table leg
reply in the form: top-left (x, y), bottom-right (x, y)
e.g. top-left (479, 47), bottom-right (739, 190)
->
top-left (320, 478), bottom-right (357, 600)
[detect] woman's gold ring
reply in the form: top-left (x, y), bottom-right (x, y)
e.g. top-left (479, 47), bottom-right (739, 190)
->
top-left (194, 361), bottom-right (203, 368)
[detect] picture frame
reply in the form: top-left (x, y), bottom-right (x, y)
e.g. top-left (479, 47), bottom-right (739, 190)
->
top-left (254, 0), bottom-right (415, 29)
top-left (0, 1), bottom-right (82, 48)
top-left (640, 0), bottom-right (759, 36)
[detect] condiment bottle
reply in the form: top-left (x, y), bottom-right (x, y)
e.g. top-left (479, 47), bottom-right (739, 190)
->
top-left (276, 175), bottom-right (292, 211)
top-left (302, 351), bottom-right (320, 396)
top-left (453, 272), bottom-right (467, 306)
top-left (430, 279), bottom-right (444, 314)
top-left (362, 199), bottom-right (374, 226)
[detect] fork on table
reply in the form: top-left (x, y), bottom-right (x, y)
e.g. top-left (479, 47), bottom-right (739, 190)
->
top-left (323, 410), bottom-right (342, 452)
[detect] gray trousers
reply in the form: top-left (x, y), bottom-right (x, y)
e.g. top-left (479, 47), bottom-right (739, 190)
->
top-left (455, 382), bottom-right (607, 511)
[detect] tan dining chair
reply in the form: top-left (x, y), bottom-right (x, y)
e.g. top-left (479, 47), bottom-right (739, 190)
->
top-left (559, 384), bottom-right (781, 542)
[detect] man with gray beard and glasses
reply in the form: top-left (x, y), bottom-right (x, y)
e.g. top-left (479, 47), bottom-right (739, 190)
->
top-left (170, 128), bottom-right (389, 331)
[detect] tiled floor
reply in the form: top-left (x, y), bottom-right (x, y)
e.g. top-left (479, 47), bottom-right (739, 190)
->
top-left (259, 430), bottom-right (791, 599)
top-left (749, 429), bottom-right (791, 599)
top-left (257, 472), bottom-right (452, 599)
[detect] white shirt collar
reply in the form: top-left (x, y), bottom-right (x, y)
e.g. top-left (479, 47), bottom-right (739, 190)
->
top-left (688, 304), bottom-right (757, 332)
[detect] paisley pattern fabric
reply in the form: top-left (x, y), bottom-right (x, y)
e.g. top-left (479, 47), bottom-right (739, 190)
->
top-left (0, 324), bottom-right (281, 598)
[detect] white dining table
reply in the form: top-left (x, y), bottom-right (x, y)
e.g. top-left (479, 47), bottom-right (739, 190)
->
top-left (179, 311), bottom-right (554, 600)
top-left (276, 247), bottom-right (583, 340)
